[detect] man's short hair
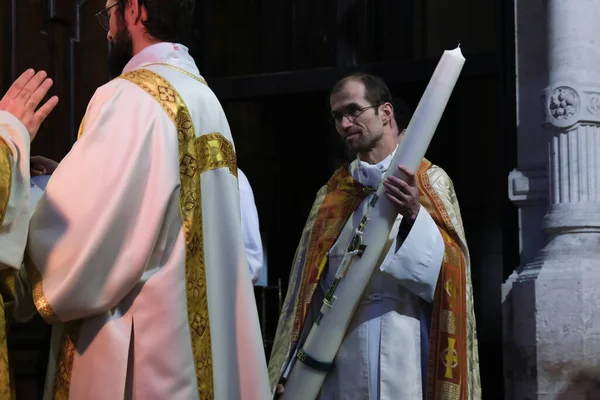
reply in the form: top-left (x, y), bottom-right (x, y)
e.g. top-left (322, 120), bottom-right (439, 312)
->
top-left (330, 72), bottom-right (393, 112)
top-left (330, 72), bottom-right (413, 130)
top-left (117, 0), bottom-right (195, 43)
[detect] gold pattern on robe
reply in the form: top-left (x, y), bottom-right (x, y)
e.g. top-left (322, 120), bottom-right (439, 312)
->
top-left (52, 323), bottom-right (80, 400)
top-left (195, 134), bottom-right (237, 177)
top-left (0, 139), bottom-right (11, 226)
top-left (0, 139), bottom-right (15, 399)
top-left (76, 117), bottom-right (86, 140)
top-left (0, 299), bottom-right (13, 400)
top-left (120, 68), bottom-right (229, 399)
top-left (27, 262), bottom-right (59, 324)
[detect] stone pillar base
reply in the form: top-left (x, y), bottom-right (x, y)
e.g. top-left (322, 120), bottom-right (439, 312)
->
top-left (504, 250), bottom-right (600, 399)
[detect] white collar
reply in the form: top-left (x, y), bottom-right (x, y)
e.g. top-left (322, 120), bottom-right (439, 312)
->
top-left (349, 145), bottom-right (398, 188)
top-left (122, 42), bottom-right (201, 77)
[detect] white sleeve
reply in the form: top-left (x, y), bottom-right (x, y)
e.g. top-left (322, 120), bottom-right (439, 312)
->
top-left (26, 80), bottom-right (179, 323)
top-left (379, 205), bottom-right (444, 303)
top-left (238, 169), bottom-right (264, 284)
top-left (0, 110), bottom-right (30, 271)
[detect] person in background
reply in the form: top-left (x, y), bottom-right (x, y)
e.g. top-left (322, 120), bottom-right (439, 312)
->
top-left (0, 68), bottom-right (58, 399)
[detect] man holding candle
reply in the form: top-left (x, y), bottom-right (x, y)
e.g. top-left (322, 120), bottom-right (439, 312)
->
top-left (269, 73), bottom-right (480, 399)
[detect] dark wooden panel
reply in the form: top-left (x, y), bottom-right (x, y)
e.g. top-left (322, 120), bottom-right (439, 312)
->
top-left (6, 0), bottom-right (108, 161)
top-left (209, 53), bottom-right (499, 101)
top-left (1, 1), bottom-right (109, 398)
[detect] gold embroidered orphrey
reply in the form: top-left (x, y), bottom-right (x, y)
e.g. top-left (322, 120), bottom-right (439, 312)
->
top-left (121, 68), bottom-right (239, 399)
top-left (29, 67), bottom-right (237, 399)
top-left (0, 139), bottom-right (15, 399)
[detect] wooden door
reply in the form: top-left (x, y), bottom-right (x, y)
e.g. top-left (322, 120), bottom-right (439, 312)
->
top-left (1, 1), bottom-right (109, 397)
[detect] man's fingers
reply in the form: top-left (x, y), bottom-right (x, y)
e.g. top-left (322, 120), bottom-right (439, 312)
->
top-left (26, 78), bottom-right (54, 111)
top-left (397, 165), bottom-right (416, 184)
top-left (385, 192), bottom-right (405, 208)
top-left (28, 96), bottom-right (59, 140)
top-left (31, 167), bottom-right (45, 176)
top-left (384, 180), bottom-right (410, 203)
top-left (33, 96), bottom-right (59, 125)
top-left (386, 176), bottom-right (412, 193)
top-left (1, 69), bottom-right (35, 102)
top-left (17, 70), bottom-right (48, 104)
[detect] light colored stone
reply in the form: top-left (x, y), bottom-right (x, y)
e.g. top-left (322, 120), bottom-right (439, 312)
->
top-left (504, 0), bottom-right (600, 398)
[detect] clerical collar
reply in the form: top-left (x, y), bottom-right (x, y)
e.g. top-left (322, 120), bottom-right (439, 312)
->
top-left (122, 42), bottom-right (196, 75)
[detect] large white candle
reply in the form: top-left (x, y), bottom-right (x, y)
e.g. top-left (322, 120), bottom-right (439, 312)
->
top-left (281, 46), bottom-right (466, 400)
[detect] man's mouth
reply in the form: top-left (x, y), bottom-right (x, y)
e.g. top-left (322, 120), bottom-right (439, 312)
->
top-left (345, 132), bottom-right (360, 141)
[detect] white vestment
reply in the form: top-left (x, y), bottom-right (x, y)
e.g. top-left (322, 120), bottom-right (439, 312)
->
top-left (21, 43), bottom-right (270, 399)
top-left (0, 110), bottom-right (30, 271)
top-left (238, 168), bottom-right (264, 284)
top-left (285, 150), bottom-right (445, 399)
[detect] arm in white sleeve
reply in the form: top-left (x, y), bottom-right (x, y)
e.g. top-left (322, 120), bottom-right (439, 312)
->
top-left (26, 80), bottom-right (178, 323)
top-left (0, 110), bottom-right (30, 271)
top-left (238, 169), bottom-right (264, 284)
top-left (379, 205), bottom-right (444, 303)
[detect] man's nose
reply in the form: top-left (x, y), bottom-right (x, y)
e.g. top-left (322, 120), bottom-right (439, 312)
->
top-left (340, 116), bottom-right (353, 129)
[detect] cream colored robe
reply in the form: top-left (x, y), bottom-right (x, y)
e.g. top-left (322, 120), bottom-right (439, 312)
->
top-left (0, 111), bottom-right (31, 271)
top-left (0, 110), bottom-right (31, 400)
top-left (19, 43), bottom-right (270, 399)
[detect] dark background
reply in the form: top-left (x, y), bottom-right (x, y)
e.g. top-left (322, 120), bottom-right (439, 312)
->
top-left (1, 0), bottom-right (517, 398)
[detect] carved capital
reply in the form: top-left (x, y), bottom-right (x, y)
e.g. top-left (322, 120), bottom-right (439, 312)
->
top-left (508, 168), bottom-right (547, 206)
top-left (543, 82), bottom-right (600, 129)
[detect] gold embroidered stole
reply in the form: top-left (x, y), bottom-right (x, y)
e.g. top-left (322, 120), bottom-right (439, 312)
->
top-left (271, 159), bottom-right (475, 398)
top-left (0, 140), bottom-right (16, 400)
top-left (49, 68), bottom-right (230, 399)
top-left (418, 159), bottom-right (470, 400)
top-left (290, 166), bottom-right (368, 349)
top-left (120, 68), bottom-right (218, 399)
top-left (0, 140), bottom-right (11, 227)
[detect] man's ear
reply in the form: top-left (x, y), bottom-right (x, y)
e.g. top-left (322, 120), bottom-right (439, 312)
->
top-left (381, 102), bottom-right (394, 125)
top-left (124, 0), bottom-right (142, 24)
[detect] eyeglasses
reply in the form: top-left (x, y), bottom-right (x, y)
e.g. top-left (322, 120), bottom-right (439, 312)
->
top-left (95, 1), bottom-right (123, 32)
top-left (330, 104), bottom-right (383, 126)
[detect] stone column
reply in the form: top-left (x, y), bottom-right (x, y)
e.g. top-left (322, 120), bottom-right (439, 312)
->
top-left (504, 0), bottom-right (600, 398)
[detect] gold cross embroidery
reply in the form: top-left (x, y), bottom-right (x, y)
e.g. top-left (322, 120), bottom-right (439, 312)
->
top-left (443, 337), bottom-right (459, 379)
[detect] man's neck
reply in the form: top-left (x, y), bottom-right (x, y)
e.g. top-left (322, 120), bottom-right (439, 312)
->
top-left (357, 135), bottom-right (397, 165)
top-left (132, 38), bottom-right (162, 58)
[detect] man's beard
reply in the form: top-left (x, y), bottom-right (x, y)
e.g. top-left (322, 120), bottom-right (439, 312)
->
top-left (347, 132), bottom-right (382, 155)
top-left (108, 22), bottom-right (133, 79)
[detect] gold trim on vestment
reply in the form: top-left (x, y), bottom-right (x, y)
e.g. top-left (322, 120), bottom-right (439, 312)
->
top-left (120, 68), bottom-right (224, 399)
top-left (195, 134), bottom-right (237, 177)
top-left (51, 323), bottom-right (80, 400)
top-left (0, 139), bottom-right (12, 226)
top-left (76, 117), bottom-right (86, 140)
top-left (26, 262), bottom-right (59, 324)
top-left (0, 300), bottom-right (13, 400)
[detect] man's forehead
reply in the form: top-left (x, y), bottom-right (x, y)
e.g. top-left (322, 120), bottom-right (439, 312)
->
top-left (331, 80), bottom-right (367, 109)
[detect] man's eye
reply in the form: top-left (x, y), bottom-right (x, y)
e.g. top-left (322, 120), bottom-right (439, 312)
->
top-left (348, 107), bottom-right (362, 116)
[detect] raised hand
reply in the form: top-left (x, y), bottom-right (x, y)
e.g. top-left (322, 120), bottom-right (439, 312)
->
top-left (0, 69), bottom-right (59, 141)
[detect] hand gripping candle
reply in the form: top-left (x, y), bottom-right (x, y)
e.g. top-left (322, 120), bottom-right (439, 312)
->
top-left (281, 46), bottom-right (466, 400)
